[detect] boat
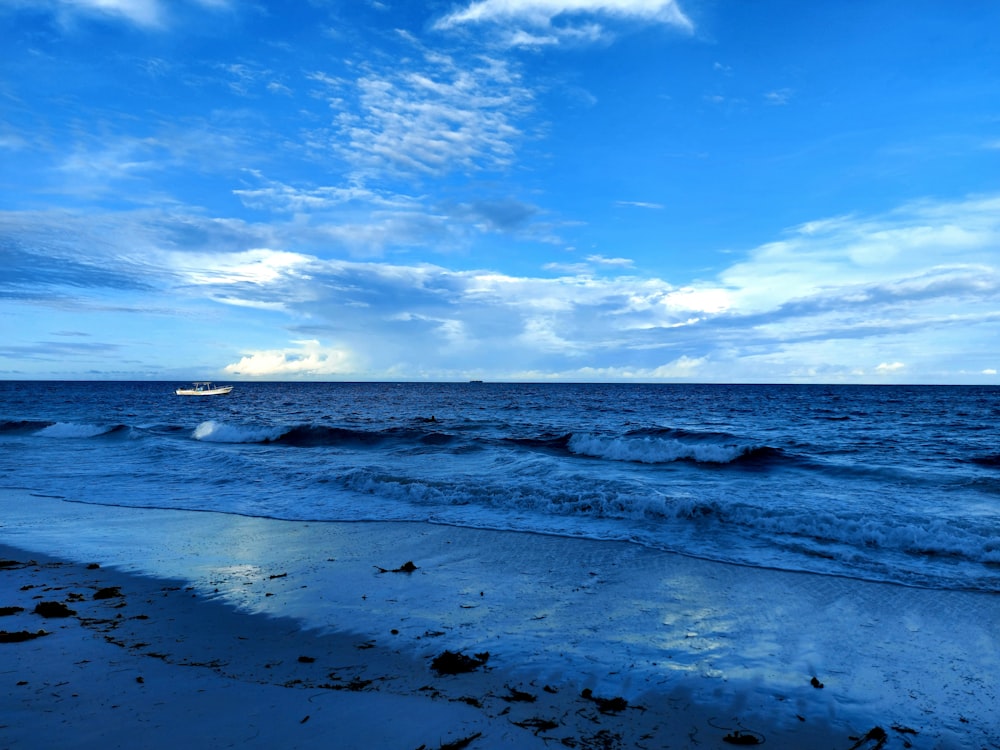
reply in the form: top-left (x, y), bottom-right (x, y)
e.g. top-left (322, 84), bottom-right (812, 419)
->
top-left (175, 382), bottom-right (233, 396)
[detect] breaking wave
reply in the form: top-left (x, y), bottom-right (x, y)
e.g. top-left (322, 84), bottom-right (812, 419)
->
top-left (566, 431), bottom-right (782, 465)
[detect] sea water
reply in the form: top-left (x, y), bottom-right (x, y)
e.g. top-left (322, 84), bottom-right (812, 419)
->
top-left (1, 381), bottom-right (998, 593)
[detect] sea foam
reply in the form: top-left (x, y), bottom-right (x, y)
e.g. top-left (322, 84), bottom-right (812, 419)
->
top-left (192, 420), bottom-right (286, 443)
top-left (567, 432), bottom-right (768, 464)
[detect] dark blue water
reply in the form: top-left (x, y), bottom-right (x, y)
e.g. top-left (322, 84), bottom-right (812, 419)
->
top-left (1, 381), bottom-right (998, 591)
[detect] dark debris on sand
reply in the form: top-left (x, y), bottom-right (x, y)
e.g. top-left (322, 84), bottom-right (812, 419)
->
top-left (33, 601), bottom-right (77, 618)
top-left (722, 729), bottom-right (764, 745)
top-left (501, 685), bottom-right (536, 703)
top-left (848, 726), bottom-right (889, 750)
top-left (0, 560), bottom-right (33, 570)
top-left (415, 732), bottom-right (483, 750)
top-left (580, 688), bottom-right (628, 715)
top-left (0, 629), bottom-right (50, 643)
top-left (512, 717), bottom-right (560, 735)
top-left (376, 561), bottom-right (419, 574)
top-left (430, 650), bottom-right (490, 675)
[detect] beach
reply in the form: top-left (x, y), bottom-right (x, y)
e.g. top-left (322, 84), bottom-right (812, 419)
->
top-left (2, 490), bottom-right (997, 749)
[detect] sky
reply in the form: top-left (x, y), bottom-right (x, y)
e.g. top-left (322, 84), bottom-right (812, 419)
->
top-left (1, 0), bottom-right (999, 383)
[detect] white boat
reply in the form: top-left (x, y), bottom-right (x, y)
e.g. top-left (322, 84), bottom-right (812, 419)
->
top-left (175, 382), bottom-right (233, 396)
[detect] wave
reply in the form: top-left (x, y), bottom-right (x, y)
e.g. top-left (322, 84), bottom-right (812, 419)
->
top-left (566, 430), bottom-right (783, 465)
top-left (190, 420), bottom-right (458, 448)
top-left (0, 419), bottom-right (53, 434)
top-left (969, 454), bottom-right (1000, 469)
top-left (329, 466), bottom-right (1000, 590)
top-left (192, 420), bottom-right (286, 443)
top-left (16, 416), bottom-right (785, 468)
top-left (37, 422), bottom-right (128, 439)
top-left (1, 419), bottom-right (136, 440)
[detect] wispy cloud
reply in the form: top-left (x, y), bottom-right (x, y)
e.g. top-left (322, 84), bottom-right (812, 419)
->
top-left (434, 0), bottom-right (693, 46)
top-left (316, 51), bottom-right (534, 185)
top-left (615, 200), bottom-right (663, 210)
top-left (0, 339), bottom-right (121, 362)
top-left (436, 0), bottom-right (693, 30)
top-left (15, 0), bottom-right (230, 29)
top-left (721, 195), bottom-right (1000, 313)
top-left (764, 88), bottom-right (793, 105)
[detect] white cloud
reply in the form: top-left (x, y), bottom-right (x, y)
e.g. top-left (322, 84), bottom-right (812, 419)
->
top-left (982, 368), bottom-right (997, 375)
top-left (436, 0), bottom-right (693, 32)
top-left (434, 0), bottom-right (692, 47)
top-left (166, 248), bottom-right (313, 286)
top-left (616, 200), bottom-right (664, 210)
top-left (661, 286), bottom-right (730, 314)
top-left (510, 355), bottom-right (707, 381)
top-left (329, 52), bottom-right (533, 184)
top-left (6, 192), bottom-right (1000, 383)
top-left (585, 254), bottom-right (634, 267)
top-left (876, 361), bottom-right (906, 374)
top-left (233, 176), bottom-right (394, 214)
top-left (17, 0), bottom-right (230, 28)
top-left (223, 339), bottom-right (357, 378)
top-left (62, 0), bottom-right (164, 26)
top-left (721, 195), bottom-right (1000, 313)
top-left (764, 88), bottom-right (793, 105)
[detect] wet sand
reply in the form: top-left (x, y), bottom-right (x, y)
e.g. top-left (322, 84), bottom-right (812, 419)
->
top-left (1, 490), bottom-right (998, 749)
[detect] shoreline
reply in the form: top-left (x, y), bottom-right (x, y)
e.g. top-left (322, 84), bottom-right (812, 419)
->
top-left (2, 490), bottom-right (998, 748)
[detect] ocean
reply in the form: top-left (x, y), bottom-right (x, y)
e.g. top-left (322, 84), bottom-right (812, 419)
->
top-left (1, 380), bottom-right (998, 594)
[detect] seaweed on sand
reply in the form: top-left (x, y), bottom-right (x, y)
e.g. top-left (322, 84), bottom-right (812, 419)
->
top-left (722, 729), bottom-right (764, 745)
top-left (580, 688), bottom-right (628, 714)
top-left (848, 726), bottom-right (888, 750)
top-left (0, 629), bottom-right (50, 643)
top-left (430, 650), bottom-right (490, 675)
top-left (33, 601), bottom-right (76, 618)
top-left (376, 561), bottom-right (418, 574)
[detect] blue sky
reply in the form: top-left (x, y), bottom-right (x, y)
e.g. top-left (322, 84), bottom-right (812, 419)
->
top-left (2, 0), bottom-right (999, 382)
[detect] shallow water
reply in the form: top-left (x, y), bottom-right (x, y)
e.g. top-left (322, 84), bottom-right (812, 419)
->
top-left (1, 381), bottom-right (998, 591)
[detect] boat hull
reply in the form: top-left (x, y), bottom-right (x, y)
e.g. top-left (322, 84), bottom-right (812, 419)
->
top-left (175, 385), bottom-right (233, 396)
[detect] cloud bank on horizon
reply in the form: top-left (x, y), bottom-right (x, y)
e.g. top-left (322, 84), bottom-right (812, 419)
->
top-left (1, 0), bottom-right (998, 382)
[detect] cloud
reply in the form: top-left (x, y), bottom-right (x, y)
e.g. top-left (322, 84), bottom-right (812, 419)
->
top-left (435, 0), bottom-right (694, 33)
top-left (61, 0), bottom-right (165, 27)
top-left (454, 198), bottom-right (540, 232)
top-left (167, 247), bottom-right (313, 286)
top-left (511, 355), bottom-right (706, 381)
top-left (10, 0), bottom-right (230, 29)
top-left (223, 339), bottom-right (358, 378)
top-left (0, 339), bottom-right (121, 362)
top-left (4, 192), bottom-right (1000, 382)
top-left (764, 88), bottom-right (793, 105)
top-left (721, 195), bottom-right (1000, 313)
top-left (875, 361), bottom-right (906, 374)
top-left (585, 255), bottom-right (634, 267)
top-left (616, 200), bottom-right (664, 210)
top-left (233, 178), bottom-right (391, 214)
top-left (321, 51), bottom-right (534, 185)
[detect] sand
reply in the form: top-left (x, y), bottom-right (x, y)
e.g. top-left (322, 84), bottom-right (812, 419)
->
top-left (1, 489), bottom-right (998, 749)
